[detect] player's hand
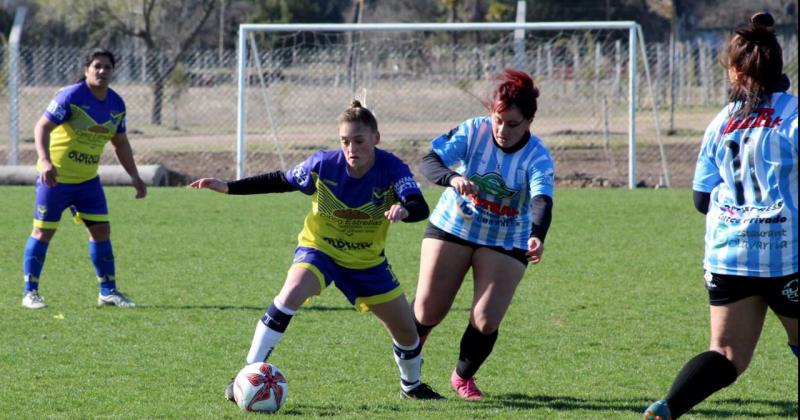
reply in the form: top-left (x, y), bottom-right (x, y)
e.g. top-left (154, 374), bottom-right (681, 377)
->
top-left (39, 160), bottom-right (57, 187)
top-left (526, 237), bottom-right (544, 264)
top-left (189, 178), bottom-right (229, 193)
top-left (450, 176), bottom-right (479, 196)
top-left (131, 176), bottom-right (147, 199)
top-left (384, 204), bottom-right (409, 223)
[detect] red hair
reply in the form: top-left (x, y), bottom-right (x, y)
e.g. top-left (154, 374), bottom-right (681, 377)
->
top-left (490, 69), bottom-right (539, 120)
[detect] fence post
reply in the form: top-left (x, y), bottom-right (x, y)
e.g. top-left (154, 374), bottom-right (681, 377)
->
top-left (628, 26), bottom-right (637, 189)
top-left (513, 1), bottom-right (526, 70)
top-left (7, 6), bottom-right (27, 166)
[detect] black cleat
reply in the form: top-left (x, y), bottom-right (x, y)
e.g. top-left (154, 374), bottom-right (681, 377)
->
top-left (400, 382), bottom-right (445, 400)
top-left (224, 379), bottom-right (235, 402)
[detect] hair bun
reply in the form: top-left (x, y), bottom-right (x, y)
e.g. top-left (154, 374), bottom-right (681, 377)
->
top-left (350, 99), bottom-right (363, 109)
top-left (751, 12), bottom-right (775, 31)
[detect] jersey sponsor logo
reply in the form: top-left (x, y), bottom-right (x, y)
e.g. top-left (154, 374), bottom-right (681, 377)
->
top-left (46, 100), bottom-right (67, 120)
top-left (466, 193), bottom-right (520, 217)
top-left (68, 150), bottom-right (100, 164)
top-left (333, 209), bottom-right (371, 220)
top-left (87, 125), bottom-right (110, 134)
top-left (468, 172), bottom-right (518, 199)
top-left (293, 250), bottom-right (309, 263)
top-left (322, 237), bottom-right (372, 250)
top-left (371, 188), bottom-right (388, 206)
top-left (782, 279), bottom-right (798, 303)
top-left (109, 110), bottom-right (124, 126)
top-left (544, 167), bottom-right (555, 186)
top-left (394, 176), bottom-right (418, 196)
top-left (291, 165), bottom-right (309, 184)
top-left (722, 108), bottom-right (783, 134)
top-left (455, 195), bottom-right (476, 221)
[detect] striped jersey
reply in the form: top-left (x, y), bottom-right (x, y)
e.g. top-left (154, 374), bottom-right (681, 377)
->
top-left (428, 116), bottom-right (555, 250)
top-left (285, 149), bottom-right (423, 269)
top-left (693, 92), bottom-right (798, 277)
top-left (39, 81), bottom-right (127, 184)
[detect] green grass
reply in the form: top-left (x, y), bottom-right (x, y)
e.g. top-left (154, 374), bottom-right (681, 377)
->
top-left (0, 186), bottom-right (796, 419)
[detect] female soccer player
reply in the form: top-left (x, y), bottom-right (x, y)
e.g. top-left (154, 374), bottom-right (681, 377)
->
top-left (21, 48), bottom-right (146, 309)
top-left (190, 100), bottom-right (443, 401)
top-left (644, 12), bottom-right (798, 420)
top-left (411, 69), bottom-right (554, 400)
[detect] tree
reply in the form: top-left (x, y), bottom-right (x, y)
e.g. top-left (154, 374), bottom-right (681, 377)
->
top-left (34, 0), bottom-right (217, 125)
top-left (101, 0), bottom-right (217, 125)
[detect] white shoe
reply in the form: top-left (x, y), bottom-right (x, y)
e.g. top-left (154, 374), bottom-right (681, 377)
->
top-left (22, 291), bottom-right (47, 309)
top-left (97, 289), bottom-right (137, 307)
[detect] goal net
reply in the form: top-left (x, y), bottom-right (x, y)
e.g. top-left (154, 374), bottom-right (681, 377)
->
top-left (236, 22), bottom-right (667, 188)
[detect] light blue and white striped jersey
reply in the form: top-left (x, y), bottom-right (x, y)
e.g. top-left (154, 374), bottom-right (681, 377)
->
top-left (693, 92), bottom-right (798, 277)
top-left (429, 116), bottom-right (555, 250)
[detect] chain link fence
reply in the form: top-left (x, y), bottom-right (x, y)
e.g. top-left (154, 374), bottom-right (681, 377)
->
top-left (1, 30), bottom-right (797, 187)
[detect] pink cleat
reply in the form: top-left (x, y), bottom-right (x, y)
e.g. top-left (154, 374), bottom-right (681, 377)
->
top-left (450, 370), bottom-right (483, 401)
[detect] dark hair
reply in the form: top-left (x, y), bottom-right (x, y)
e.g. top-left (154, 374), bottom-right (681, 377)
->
top-left (337, 99), bottom-right (378, 132)
top-left (84, 48), bottom-right (116, 69)
top-left (490, 69), bottom-right (539, 120)
top-left (727, 12), bottom-right (783, 117)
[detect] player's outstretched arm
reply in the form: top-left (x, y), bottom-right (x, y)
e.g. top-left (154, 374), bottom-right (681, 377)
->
top-left (189, 178), bottom-right (229, 194)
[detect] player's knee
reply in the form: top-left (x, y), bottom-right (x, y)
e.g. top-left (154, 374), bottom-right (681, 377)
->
top-left (414, 301), bottom-right (448, 326)
top-left (471, 317), bottom-right (500, 335)
top-left (31, 228), bottom-right (56, 243)
top-left (708, 346), bottom-right (749, 375)
top-left (276, 292), bottom-right (306, 311)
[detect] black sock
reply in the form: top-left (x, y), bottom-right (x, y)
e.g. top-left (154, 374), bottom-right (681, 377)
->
top-left (665, 351), bottom-right (738, 418)
top-left (414, 317), bottom-right (435, 338)
top-left (411, 303), bottom-right (437, 345)
top-left (455, 323), bottom-right (498, 379)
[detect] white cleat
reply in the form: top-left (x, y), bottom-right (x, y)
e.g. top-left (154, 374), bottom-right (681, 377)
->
top-left (97, 289), bottom-right (137, 307)
top-left (22, 291), bottom-right (48, 309)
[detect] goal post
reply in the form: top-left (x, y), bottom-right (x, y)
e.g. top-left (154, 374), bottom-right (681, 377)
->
top-left (237, 21), bottom-right (664, 189)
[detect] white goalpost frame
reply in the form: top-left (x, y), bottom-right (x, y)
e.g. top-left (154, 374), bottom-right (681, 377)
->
top-left (237, 21), bottom-right (645, 188)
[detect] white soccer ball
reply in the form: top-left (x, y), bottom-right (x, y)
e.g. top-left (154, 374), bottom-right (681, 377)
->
top-left (233, 362), bottom-right (288, 413)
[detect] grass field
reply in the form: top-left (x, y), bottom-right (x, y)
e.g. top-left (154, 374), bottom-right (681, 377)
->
top-left (0, 186), bottom-right (797, 419)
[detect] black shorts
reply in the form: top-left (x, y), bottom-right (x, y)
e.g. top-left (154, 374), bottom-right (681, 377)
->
top-left (705, 271), bottom-right (798, 318)
top-left (423, 222), bottom-right (528, 267)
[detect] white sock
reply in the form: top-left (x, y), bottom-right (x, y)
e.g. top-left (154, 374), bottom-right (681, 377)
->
top-left (245, 298), bottom-right (297, 364)
top-left (393, 338), bottom-right (422, 391)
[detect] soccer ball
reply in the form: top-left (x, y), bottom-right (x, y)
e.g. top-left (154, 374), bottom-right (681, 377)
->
top-left (233, 362), bottom-right (288, 412)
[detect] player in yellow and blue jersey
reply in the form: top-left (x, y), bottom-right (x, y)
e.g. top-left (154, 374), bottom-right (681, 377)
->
top-left (21, 48), bottom-right (146, 309)
top-left (644, 13), bottom-right (797, 420)
top-left (412, 69), bottom-right (554, 400)
top-left (190, 100), bottom-right (443, 401)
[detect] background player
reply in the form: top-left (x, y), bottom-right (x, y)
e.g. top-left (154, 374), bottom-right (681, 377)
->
top-left (644, 12), bottom-right (798, 420)
top-left (411, 69), bottom-right (554, 400)
top-left (190, 100), bottom-right (443, 401)
top-left (21, 48), bottom-right (146, 309)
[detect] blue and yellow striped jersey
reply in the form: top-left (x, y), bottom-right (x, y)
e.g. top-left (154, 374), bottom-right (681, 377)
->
top-left (693, 92), bottom-right (798, 277)
top-left (285, 149), bottom-right (422, 269)
top-left (39, 82), bottom-right (126, 184)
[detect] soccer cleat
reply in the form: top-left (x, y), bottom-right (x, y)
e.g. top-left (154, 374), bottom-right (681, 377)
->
top-left (400, 382), bottom-right (444, 400)
top-left (224, 378), bottom-right (236, 402)
top-left (97, 289), bottom-right (137, 307)
top-left (450, 369), bottom-right (483, 401)
top-left (22, 290), bottom-right (47, 309)
top-left (643, 400), bottom-right (673, 420)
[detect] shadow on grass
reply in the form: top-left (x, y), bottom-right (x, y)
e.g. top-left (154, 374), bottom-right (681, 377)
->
top-left (693, 398), bottom-right (798, 418)
top-left (131, 304), bottom-right (265, 311)
top-left (263, 395), bottom-right (797, 418)
top-left (135, 304), bottom-right (353, 312)
top-left (489, 394), bottom-right (797, 418)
